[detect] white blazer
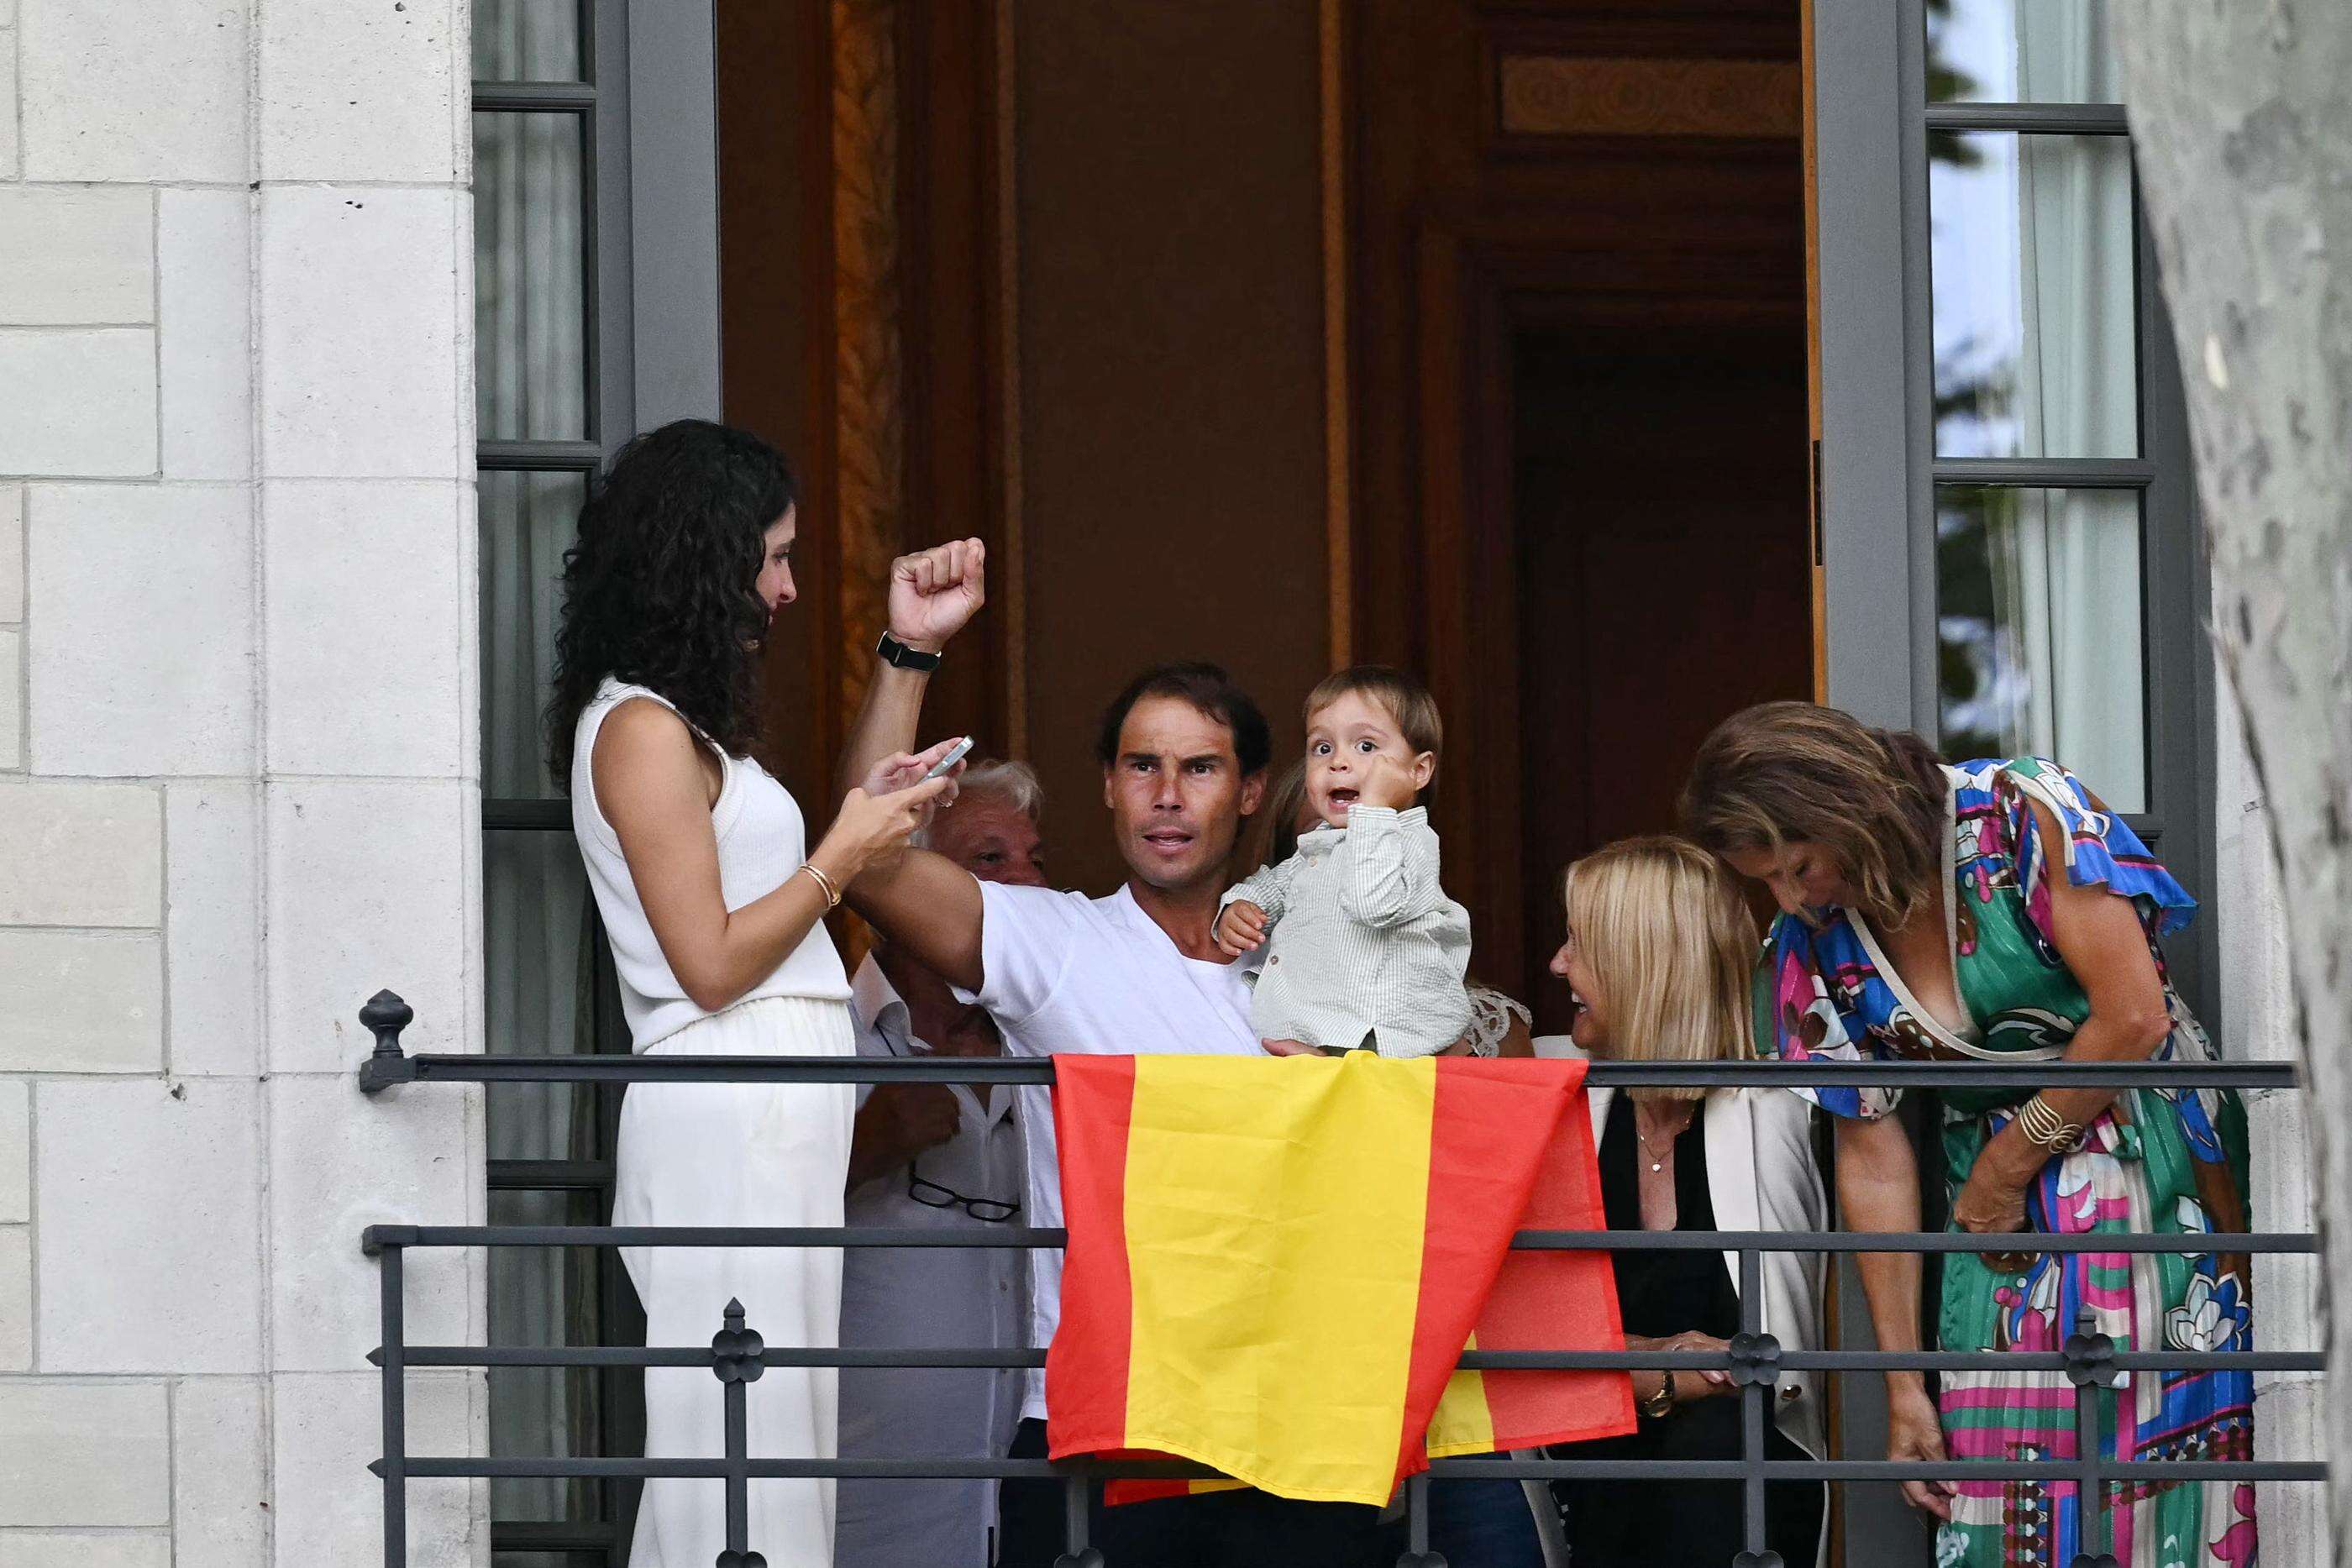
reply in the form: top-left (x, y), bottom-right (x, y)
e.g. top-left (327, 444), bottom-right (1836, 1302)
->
top-left (1520, 1037), bottom-right (1831, 1568)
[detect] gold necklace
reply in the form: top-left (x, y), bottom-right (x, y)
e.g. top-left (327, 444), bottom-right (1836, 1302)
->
top-left (1634, 1105), bottom-right (1692, 1174)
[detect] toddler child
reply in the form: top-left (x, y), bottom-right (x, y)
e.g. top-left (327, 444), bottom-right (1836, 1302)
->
top-left (1215, 665), bottom-right (1473, 1057)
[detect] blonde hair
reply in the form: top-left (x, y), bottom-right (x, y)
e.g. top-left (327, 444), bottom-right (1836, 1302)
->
top-left (1680, 700), bottom-right (1946, 928)
top-left (1251, 758), bottom-right (1311, 870)
top-left (1561, 836), bottom-right (1759, 1104)
top-left (1303, 664), bottom-right (1443, 758)
top-left (911, 758), bottom-right (1042, 851)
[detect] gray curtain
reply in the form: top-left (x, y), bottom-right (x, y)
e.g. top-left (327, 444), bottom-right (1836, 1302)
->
top-left (1992, 0), bottom-right (2146, 806)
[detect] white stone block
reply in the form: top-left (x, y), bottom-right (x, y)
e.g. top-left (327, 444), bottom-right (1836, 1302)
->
top-left (260, 0), bottom-right (459, 183)
top-left (174, 1377), bottom-right (268, 1568)
top-left (0, 780), bottom-right (160, 926)
top-left (0, 485), bottom-right (21, 621)
top-left (0, 330), bottom-right (157, 477)
top-left (27, 484), bottom-right (255, 776)
top-left (0, 931), bottom-right (161, 1074)
top-left (20, 0), bottom-right (247, 181)
top-left (167, 783), bottom-right (262, 1078)
top-left (265, 779), bottom-right (469, 1067)
top-left (0, 29), bottom-right (18, 179)
top-left (0, 1380), bottom-right (170, 1525)
top-left (35, 1078), bottom-right (260, 1373)
top-left (271, 1371), bottom-right (479, 1568)
top-left (0, 1534), bottom-right (171, 1568)
top-left (0, 187), bottom-right (150, 327)
top-left (265, 481), bottom-right (464, 777)
top-left (0, 629), bottom-right (18, 769)
top-left (259, 187), bottom-right (461, 480)
top-left (0, 1225), bottom-right (26, 1370)
top-left (160, 189), bottom-right (255, 481)
top-left (0, 1080), bottom-right (24, 1222)
top-left (269, 1074), bottom-right (473, 1371)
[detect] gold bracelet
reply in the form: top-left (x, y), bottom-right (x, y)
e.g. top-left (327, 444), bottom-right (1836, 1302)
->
top-left (2013, 1093), bottom-right (2083, 1152)
top-left (1639, 1369), bottom-right (1676, 1420)
top-left (796, 861), bottom-right (843, 910)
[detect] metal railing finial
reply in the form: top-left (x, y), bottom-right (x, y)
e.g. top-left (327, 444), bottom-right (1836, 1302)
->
top-left (357, 991), bottom-right (417, 1094)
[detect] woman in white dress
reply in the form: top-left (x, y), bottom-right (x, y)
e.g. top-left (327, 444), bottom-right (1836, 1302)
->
top-left (547, 419), bottom-right (976, 1568)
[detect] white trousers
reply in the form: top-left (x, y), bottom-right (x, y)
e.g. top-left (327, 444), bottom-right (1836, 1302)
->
top-left (615, 996), bottom-right (856, 1568)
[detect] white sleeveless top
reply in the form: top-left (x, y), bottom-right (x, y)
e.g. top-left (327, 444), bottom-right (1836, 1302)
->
top-left (570, 677), bottom-right (851, 1049)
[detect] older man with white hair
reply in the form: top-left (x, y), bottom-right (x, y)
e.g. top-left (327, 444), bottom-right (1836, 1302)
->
top-left (834, 759), bottom-right (1047, 1568)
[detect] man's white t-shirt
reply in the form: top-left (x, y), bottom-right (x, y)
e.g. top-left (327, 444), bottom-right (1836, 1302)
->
top-left (956, 879), bottom-right (1262, 1422)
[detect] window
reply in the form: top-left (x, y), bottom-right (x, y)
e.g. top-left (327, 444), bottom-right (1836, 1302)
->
top-left (475, 0), bottom-right (722, 1553)
top-left (1923, 0), bottom-right (2213, 1009)
top-left (1926, 2), bottom-right (2147, 807)
top-left (475, 1), bottom-right (636, 1561)
top-left (1815, 0), bottom-right (2214, 1012)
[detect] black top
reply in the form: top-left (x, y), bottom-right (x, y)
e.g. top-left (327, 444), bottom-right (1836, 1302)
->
top-left (1553, 1093), bottom-right (1824, 1568)
top-left (1598, 1093), bottom-right (1740, 1340)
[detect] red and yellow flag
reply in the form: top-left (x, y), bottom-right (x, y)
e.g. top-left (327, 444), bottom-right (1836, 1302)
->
top-left (1047, 1052), bottom-right (1635, 1508)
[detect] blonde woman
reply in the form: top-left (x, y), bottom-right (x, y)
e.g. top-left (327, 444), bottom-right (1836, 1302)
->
top-left (1541, 836), bottom-right (1828, 1568)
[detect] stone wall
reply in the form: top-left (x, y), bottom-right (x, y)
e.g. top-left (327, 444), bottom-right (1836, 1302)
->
top-left (0, 3), bottom-right (486, 1565)
top-left (2216, 675), bottom-right (2323, 1554)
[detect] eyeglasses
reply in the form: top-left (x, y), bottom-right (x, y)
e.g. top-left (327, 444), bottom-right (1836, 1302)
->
top-left (908, 1158), bottom-right (1022, 1224)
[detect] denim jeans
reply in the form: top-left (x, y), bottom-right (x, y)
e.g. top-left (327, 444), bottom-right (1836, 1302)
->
top-left (1425, 1466), bottom-right (1546, 1568)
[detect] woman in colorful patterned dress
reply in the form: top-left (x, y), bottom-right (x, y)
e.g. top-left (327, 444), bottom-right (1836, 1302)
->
top-left (1680, 701), bottom-right (2255, 1568)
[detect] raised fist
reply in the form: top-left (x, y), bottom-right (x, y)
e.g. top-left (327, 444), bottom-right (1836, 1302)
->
top-left (887, 538), bottom-right (987, 653)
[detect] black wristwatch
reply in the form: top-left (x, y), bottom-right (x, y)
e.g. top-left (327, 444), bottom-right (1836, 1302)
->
top-left (874, 632), bottom-right (943, 672)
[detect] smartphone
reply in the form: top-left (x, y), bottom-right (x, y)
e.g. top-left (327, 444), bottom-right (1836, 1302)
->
top-left (921, 735), bottom-right (975, 781)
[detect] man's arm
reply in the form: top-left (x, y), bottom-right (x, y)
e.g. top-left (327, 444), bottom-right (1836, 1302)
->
top-left (847, 848), bottom-right (988, 994)
top-left (837, 539), bottom-right (987, 800)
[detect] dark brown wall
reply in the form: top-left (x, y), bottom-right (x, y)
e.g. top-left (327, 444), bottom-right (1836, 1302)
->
top-left (1012, 0), bottom-right (1329, 894)
top-left (718, 0), bottom-right (831, 809)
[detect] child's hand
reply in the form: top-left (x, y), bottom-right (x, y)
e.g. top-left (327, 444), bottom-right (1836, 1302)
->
top-left (1216, 899), bottom-right (1270, 956)
top-left (1358, 753), bottom-right (1420, 811)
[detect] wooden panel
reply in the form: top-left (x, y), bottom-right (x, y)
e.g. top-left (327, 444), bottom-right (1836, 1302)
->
top-left (1513, 324), bottom-right (1814, 1031)
top-left (720, 0), bottom-right (1021, 805)
top-left (1321, 0), bottom-right (1352, 670)
top-left (719, 0), bottom-right (835, 806)
top-left (832, 0), bottom-right (904, 728)
top-left (1014, 0), bottom-right (1327, 898)
top-left (1498, 55), bottom-right (1802, 139)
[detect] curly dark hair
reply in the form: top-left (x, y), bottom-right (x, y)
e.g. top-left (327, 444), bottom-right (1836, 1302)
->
top-left (545, 420), bottom-right (797, 786)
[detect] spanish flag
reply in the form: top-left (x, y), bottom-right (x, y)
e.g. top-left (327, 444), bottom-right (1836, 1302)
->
top-left (1047, 1052), bottom-right (1635, 1508)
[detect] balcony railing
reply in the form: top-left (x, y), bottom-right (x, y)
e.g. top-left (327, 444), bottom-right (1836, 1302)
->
top-left (357, 990), bottom-right (2324, 1568)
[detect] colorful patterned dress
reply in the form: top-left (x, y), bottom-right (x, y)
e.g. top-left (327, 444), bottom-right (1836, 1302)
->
top-left (1754, 758), bottom-right (2256, 1568)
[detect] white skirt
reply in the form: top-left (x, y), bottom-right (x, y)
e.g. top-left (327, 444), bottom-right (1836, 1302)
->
top-left (614, 995), bottom-right (857, 1568)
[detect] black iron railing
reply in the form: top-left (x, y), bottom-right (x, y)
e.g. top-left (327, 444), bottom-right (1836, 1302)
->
top-left (357, 990), bottom-right (2323, 1568)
